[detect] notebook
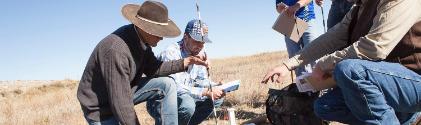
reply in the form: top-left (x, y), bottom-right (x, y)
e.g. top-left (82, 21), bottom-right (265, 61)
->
top-left (217, 80), bottom-right (240, 93)
top-left (272, 13), bottom-right (308, 43)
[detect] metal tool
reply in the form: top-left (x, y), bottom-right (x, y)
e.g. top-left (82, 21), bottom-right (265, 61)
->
top-left (195, 0), bottom-right (219, 124)
top-left (320, 6), bottom-right (327, 33)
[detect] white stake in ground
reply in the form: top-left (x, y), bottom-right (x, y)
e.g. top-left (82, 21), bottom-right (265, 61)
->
top-left (227, 108), bottom-right (237, 125)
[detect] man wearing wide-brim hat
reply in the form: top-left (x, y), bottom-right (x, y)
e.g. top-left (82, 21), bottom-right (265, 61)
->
top-left (77, 1), bottom-right (208, 125)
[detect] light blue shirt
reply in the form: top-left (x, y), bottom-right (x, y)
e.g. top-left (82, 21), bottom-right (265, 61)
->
top-left (158, 40), bottom-right (217, 100)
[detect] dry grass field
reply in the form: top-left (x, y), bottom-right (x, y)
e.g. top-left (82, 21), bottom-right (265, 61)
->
top-left (0, 51), bottom-right (339, 125)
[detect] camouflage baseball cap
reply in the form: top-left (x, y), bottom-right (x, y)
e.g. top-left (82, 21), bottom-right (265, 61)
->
top-left (185, 19), bottom-right (212, 43)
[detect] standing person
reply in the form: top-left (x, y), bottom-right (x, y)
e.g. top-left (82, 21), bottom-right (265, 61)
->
top-left (276, 0), bottom-right (317, 77)
top-left (315, 0), bottom-right (354, 29)
top-left (262, 0), bottom-right (421, 124)
top-left (77, 1), bottom-right (208, 125)
top-left (157, 19), bottom-right (225, 125)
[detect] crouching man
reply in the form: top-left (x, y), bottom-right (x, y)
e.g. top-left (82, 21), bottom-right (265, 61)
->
top-left (77, 1), bottom-right (207, 125)
top-left (157, 19), bottom-right (225, 125)
top-left (262, 0), bottom-right (421, 124)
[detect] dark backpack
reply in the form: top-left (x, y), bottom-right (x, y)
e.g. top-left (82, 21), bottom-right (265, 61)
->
top-left (266, 83), bottom-right (327, 125)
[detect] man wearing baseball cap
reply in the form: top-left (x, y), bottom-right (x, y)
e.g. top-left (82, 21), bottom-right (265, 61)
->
top-left (77, 1), bottom-right (208, 125)
top-left (157, 19), bottom-right (225, 125)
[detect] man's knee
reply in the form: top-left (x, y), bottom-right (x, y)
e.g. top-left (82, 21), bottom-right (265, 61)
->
top-left (334, 59), bottom-right (364, 76)
top-left (155, 77), bottom-right (176, 93)
top-left (334, 59), bottom-right (368, 87)
top-left (179, 104), bottom-right (195, 117)
top-left (178, 97), bottom-right (196, 120)
top-left (158, 77), bottom-right (176, 85)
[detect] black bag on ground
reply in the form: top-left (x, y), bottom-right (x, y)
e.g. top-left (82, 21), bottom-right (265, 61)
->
top-left (266, 83), bottom-right (326, 125)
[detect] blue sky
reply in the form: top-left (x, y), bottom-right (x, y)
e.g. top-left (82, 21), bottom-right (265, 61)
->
top-left (0, 0), bottom-right (331, 80)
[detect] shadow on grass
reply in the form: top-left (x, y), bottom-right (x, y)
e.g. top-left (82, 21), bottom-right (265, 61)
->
top-left (208, 108), bottom-right (265, 120)
top-left (223, 100), bottom-right (266, 109)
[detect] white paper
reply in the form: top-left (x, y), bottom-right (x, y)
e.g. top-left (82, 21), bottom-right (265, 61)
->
top-left (295, 72), bottom-right (316, 92)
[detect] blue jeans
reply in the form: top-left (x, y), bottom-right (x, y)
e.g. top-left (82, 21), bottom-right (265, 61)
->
top-left (327, 0), bottom-right (353, 29)
top-left (314, 59), bottom-right (421, 125)
top-left (177, 93), bottom-right (224, 125)
top-left (84, 77), bottom-right (178, 125)
top-left (285, 19), bottom-right (316, 76)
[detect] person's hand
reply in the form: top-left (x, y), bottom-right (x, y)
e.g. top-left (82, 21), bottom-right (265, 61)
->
top-left (203, 87), bottom-right (225, 100)
top-left (184, 56), bottom-right (208, 69)
top-left (196, 52), bottom-right (212, 69)
top-left (315, 0), bottom-right (324, 6)
top-left (276, 3), bottom-right (288, 14)
top-left (196, 53), bottom-right (207, 62)
top-left (285, 3), bottom-right (301, 17)
top-left (307, 64), bottom-right (335, 90)
top-left (312, 64), bottom-right (331, 81)
top-left (261, 64), bottom-right (290, 84)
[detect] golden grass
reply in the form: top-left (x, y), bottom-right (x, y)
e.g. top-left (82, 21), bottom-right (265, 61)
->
top-left (0, 51), bottom-right (306, 125)
top-left (210, 51), bottom-right (290, 107)
top-left (0, 80), bottom-right (85, 125)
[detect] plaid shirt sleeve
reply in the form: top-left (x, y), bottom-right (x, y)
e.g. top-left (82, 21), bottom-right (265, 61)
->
top-left (158, 43), bottom-right (207, 99)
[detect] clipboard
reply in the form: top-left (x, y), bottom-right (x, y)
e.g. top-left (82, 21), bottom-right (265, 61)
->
top-left (217, 80), bottom-right (240, 93)
top-left (272, 13), bottom-right (308, 43)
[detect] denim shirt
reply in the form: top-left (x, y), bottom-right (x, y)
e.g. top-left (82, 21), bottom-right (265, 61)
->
top-left (158, 40), bottom-right (217, 100)
top-left (276, 0), bottom-right (316, 22)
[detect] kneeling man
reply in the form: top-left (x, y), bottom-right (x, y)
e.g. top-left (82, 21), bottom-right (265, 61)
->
top-left (157, 19), bottom-right (225, 125)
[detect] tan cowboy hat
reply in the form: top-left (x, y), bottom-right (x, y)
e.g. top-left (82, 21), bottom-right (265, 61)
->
top-left (122, 0), bottom-right (181, 37)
